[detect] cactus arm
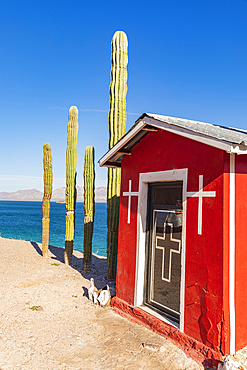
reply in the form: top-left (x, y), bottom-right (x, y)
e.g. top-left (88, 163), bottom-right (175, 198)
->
top-left (83, 146), bottom-right (95, 271)
top-left (42, 143), bottom-right (53, 257)
top-left (107, 31), bottom-right (128, 279)
top-left (65, 106), bottom-right (79, 265)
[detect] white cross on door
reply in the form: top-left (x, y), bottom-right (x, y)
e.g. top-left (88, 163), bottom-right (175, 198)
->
top-left (186, 175), bottom-right (216, 235)
top-left (156, 222), bottom-right (181, 283)
top-left (122, 180), bottom-right (139, 224)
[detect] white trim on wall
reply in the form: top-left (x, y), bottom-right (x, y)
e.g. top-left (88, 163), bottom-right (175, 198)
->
top-left (134, 168), bottom-right (188, 332)
top-left (229, 153), bottom-right (236, 355)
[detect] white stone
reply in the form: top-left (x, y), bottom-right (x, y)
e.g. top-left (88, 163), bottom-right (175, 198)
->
top-left (88, 278), bottom-right (95, 301)
top-left (218, 357), bottom-right (243, 370)
top-left (97, 289), bottom-right (110, 306)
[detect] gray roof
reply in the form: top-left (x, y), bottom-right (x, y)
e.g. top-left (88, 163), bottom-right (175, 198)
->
top-left (99, 113), bottom-right (247, 168)
top-left (141, 113), bottom-right (247, 146)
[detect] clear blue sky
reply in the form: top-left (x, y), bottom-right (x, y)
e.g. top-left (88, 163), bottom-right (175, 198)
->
top-left (1, 0), bottom-right (247, 192)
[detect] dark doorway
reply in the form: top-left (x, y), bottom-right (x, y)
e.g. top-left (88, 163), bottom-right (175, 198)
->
top-left (145, 181), bottom-right (183, 324)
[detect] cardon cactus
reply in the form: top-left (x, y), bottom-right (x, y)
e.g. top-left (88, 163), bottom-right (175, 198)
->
top-left (65, 106), bottom-right (79, 265)
top-left (83, 146), bottom-right (95, 271)
top-left (107, 31), bottom-right (128, 279)
top-left (42, 143), bottom-right (53, 257)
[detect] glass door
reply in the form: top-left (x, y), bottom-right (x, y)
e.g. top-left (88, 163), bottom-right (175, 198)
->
top-left (145, 181), bottom-right (183, 324)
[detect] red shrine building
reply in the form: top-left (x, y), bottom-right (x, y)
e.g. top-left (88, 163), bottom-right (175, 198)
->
top-left (99, 113), bottom-right (247, 362)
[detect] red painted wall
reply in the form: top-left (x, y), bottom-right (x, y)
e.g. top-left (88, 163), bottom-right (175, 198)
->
top-left (117, 129), bottom-right (225, 352)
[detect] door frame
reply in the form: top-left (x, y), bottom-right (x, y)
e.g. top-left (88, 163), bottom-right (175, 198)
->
top-left (134, 169), bottom-right (188, 332)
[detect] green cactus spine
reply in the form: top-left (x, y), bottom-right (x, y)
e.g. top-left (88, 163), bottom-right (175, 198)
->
top-left (42, 143), bottom-right (53, 257)
top-left (65, 106), bottom-right (79, 265)
top-left (107, 31), bottom-right (128, 279)
top-left (83, 146), bottom-right (95, 271)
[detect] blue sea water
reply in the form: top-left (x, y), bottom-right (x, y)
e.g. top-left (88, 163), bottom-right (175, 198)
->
top-left (0, 201), bottom-right (107, 257)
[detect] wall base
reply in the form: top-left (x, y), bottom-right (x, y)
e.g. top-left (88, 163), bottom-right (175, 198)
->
top-left (111, 296), bottom-right (223, 367)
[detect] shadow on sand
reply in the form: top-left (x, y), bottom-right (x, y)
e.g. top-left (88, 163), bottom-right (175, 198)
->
top-left (30, 241), bottom-right (217, 368)
top-left (30, 241), bottom-right (116, 296)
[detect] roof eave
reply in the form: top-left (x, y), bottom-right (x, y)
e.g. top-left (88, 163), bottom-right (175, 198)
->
top-left (144, 115), bottom-right (247, 154)
top-left (99, 120), bottom-right (147, 168)
top-left (99, 114), bottom-right (247, 168)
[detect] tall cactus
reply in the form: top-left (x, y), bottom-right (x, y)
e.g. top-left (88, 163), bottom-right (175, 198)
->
top-left (107, 31), bottom-right (128, 279)
top-left (83, 146), bottom-right (95, 271)
top-left (65, 106), bottom-right (79, 265)
top-left (42, 143), bottom-right (53, 257)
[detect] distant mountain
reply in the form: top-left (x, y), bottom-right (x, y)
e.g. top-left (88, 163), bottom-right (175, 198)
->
top-left (0, 189), bottom-right (42, 201)
top-left (0, 187), bottom-right (107, 203)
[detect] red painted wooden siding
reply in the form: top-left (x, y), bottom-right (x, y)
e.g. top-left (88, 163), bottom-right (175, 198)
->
top-left (117, 129), bottom-right (225, 351)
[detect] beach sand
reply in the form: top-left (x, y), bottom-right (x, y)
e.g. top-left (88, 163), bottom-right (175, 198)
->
top-left (0, 237), bottom-right (204, 369)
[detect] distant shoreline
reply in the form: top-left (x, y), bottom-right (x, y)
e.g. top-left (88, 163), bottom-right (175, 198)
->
top-left (0, 186), bottom-right (107, 203)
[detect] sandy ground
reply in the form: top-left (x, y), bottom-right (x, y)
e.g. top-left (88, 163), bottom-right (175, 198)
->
top-left (0, 237), bottom-right (209, 369)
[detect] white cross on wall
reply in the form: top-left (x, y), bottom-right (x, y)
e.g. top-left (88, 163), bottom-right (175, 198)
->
top-left (123, 180), bottom-right (139, 224)
top-left (186, 175), bottom-right (216, 235)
